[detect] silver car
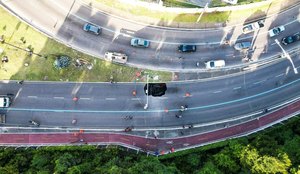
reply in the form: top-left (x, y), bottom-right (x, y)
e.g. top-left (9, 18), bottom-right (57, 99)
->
top-left (83, 23), bottom-right (102, 35)
top-left (130, 38), bottom-right (150, 48)
top-left (234, 42), bottom-right (251, 51)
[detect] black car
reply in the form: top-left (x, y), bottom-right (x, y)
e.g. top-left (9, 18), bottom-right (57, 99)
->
top-left (281, 33), bottom-right (300, 45)
top-left (178, 45), bottom-right (196, 53)
top-left (144, 83), bottom-right (167, 97)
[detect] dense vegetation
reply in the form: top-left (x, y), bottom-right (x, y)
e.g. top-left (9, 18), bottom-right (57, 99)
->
top-left (1, 117), bottom-right (300, 173)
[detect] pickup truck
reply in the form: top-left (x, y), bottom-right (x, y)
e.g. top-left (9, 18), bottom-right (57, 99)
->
top-left (0, 95), bottom-right (12, 108)
top-left (242, 20), bottom-right (264, 34)
top-left (104, 52), bottom-right (128, 64)
top-left (0, 114), bottom-right (6, 124)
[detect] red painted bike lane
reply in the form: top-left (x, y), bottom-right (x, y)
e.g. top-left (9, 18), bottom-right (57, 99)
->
top-left (0, 100), bottom-right (299, 154)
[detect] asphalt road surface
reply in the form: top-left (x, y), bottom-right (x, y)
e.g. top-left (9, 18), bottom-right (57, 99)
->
top-left (1, 0), bottom-right (300, 71)
top-left (0, 51), bottom-right (300, 130)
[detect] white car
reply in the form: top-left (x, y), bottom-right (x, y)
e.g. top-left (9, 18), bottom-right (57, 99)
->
top-left (268, 25), bottom-right (285, 37)
top-left (242, 20), bottom-right (264, 34)
top-left (205, 60), bottom-right (225, 69)
top-left (0, 95), bottom-right (11, 108)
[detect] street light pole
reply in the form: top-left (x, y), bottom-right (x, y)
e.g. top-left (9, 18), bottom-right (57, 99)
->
top-left (196, 3), bottom-right (209, 23)
top-left (144, 74), bottom-right (149, 110)
top-left (275, 39), bottom-right (298, 74)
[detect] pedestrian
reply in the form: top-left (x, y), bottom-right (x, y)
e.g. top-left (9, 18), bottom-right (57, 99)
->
top-left (72, 119), bottom-right (77, 124)
top-left (17, 80), bottom-right (24, 85)
top-left (125, 115), bottom-right (133, 120)
top-left (175, 115), bottom-right (182, 118)
top-left (184, 105), bottom-right (188, 110)
top-left (180, 106), bottom-right (185, 112)
top-left (264, 108), bottom-right (268, 113)
top-left (2, 56), bottom-right (8, 63)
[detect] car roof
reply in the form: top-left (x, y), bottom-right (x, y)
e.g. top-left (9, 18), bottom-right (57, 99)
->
top-left (0, 98), bottom-right (5, 107)
top-left (208, 60), bottom-right (225, 67)
top-left (85, 23), bottom-right (100, 32)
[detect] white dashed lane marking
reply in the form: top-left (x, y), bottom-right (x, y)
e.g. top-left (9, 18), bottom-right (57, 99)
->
top-left (27, 96), bottom-right (37, 98)
top-left (105, 98), bottom-right (116, 100)
top-left (275, 73), bottom-right (284, 78)
top-left (80, 98), bottom-right (90, 100)
top-left (53, 97), bottom-right (64, 99)
top-left (213, 91), bottom-right (222, 94)
top-left (233, 86), bottom-right (242, 90)
top-left (253, 80), bottom-right (265, 85)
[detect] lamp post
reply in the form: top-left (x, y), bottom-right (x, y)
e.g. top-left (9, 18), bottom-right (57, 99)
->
top-left (275, 39), bottom-right (298, 74)
top-left (144, 74), bottom-right (149, 110)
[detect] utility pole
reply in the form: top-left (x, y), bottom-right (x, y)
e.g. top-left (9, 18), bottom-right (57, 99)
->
top-left (275, 39), bottom-right (298, 74)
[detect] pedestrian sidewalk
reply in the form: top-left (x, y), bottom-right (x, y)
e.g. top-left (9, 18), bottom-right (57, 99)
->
top-left (187, 0), bottom-right (212, 7)
top-left (80, 0), bottom-right (298, 29)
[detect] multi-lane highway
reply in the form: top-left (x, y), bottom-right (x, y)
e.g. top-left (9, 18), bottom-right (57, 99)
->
top-left (1, 0), bottom-right (299, 71)
top-left (1, 51), bottom-right (299, 131)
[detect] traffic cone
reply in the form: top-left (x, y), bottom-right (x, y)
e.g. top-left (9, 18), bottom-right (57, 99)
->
top-left (132, 90), bottom-right (136, 96)
top-left (185, 92), bottom-right (191, 97)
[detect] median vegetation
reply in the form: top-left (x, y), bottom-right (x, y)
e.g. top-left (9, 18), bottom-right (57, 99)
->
top-left (93, 0), bottom-right (283, 23)
top-left (1, 115), bottom-right (300, 173)
top-left (0, 7), bottom-right (171, 82)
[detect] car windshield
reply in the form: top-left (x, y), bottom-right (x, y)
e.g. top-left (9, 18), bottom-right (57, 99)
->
top-left (287, 37), bottom-right (293, 43)
top-left (184, 45), bottom-right (192, 50)
top-left (86, 25), bottom-right (91, 30)
top-left (210, 62), bottom-right (215, 67)
top-left (273, 29), bottom-right (279, 34)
